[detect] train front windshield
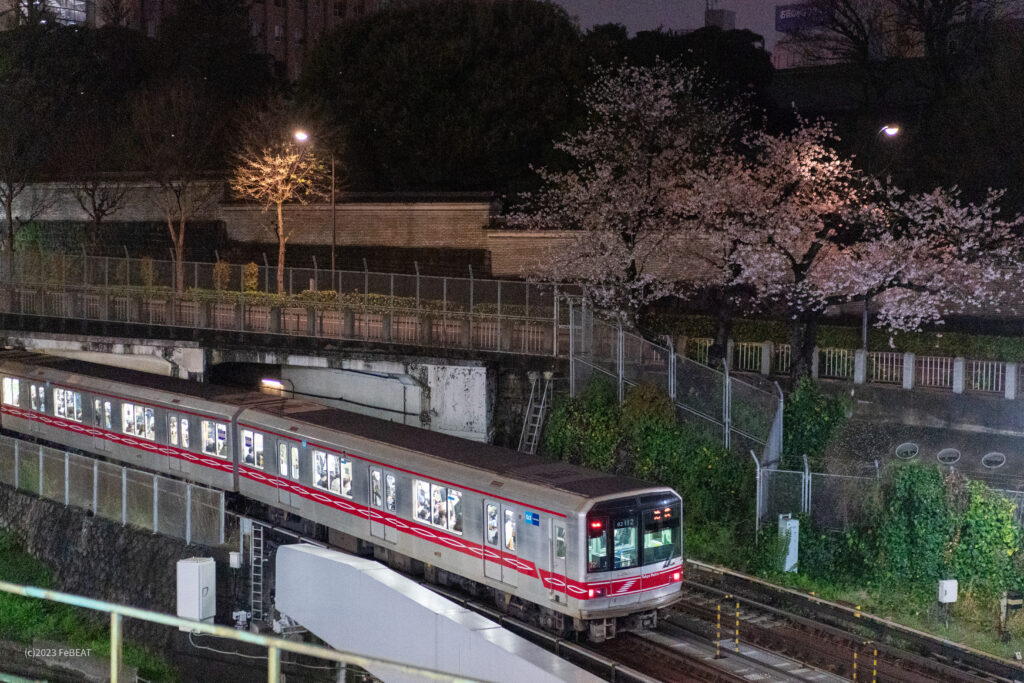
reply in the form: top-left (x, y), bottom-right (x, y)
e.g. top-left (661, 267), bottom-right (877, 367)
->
top-left (587, 496), bottom-right (682, 573)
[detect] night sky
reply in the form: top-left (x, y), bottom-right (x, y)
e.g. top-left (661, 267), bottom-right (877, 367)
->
top-left (552, 0), bottom-right (781, 50)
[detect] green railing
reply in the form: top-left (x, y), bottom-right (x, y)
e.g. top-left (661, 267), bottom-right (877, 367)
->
top-left (0, 581), bottom-right (475, 683)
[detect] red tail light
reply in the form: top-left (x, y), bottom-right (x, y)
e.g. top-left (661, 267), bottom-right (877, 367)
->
top-left (672, 572), bottom-right (682, 582)
top-left (589, 520), bottom-right (603, 530)
top-left (588, 588), bottom-right (595, 598)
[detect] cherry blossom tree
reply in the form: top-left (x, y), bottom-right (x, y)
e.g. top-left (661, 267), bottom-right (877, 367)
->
top-left (509, 61), bottom-right (749, 325)
top-left (716, 120), bottom-right (1020, 376)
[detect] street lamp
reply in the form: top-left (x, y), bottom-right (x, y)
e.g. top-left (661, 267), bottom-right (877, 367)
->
top-left (294, 130), bottom-right (336, 274)
top-left (862, 124), bottom-right (901, 350)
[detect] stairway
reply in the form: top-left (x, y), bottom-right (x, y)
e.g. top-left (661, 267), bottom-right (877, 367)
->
top-left (518, 373), bottom-right (553, 454)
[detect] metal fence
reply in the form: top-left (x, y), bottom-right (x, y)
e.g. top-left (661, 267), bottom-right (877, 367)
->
top-left (568, 302), bottom-right (784, 466)
top-left (0, 435), bottom-right (224, 546)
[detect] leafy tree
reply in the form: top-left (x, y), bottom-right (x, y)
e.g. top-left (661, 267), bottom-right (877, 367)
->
top-left (230, 100), bottom-right (335, 294)
top-left (300, 0), bottom-right (587, 191)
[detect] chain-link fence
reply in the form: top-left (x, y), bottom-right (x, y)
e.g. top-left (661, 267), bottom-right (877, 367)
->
top-left (0, 435), bottom-right (224, 546)
top-left (568, 302), bottom-right (784, 465)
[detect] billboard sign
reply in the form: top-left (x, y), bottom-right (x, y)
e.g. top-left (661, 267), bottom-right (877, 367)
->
top-left (776, 3), bottom-right (825, 32)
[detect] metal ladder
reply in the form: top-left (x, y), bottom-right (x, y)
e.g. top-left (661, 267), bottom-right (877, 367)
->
top-left (518, 373), bottom-right (553, 454)
top-left (250, 522), bottom-right (265, 622)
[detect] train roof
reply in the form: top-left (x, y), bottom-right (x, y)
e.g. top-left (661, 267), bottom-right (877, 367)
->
top-left (0, 350), bottom-right (664, 500)
top-left (250, 400), bottom-right (658, 499)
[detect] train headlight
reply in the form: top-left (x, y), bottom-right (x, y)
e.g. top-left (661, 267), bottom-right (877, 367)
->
top-left (671, 571), bottom-right (682, 582)
top-left (588, 588), bottom-right (606, 598)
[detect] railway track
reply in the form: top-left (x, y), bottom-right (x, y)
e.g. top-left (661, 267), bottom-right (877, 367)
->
top-left (684, 559), bottom-right (1024, 683)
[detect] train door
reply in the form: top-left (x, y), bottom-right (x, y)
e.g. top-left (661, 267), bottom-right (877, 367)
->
top-left (483, 500), bottom-right (502, 581)
top-left (369, 467), bottom-right (385, 540)
top-left (549, 521), bottom-right (567, 605)
top-left (369, 468), bottom-right (398, 543)
top-left (500, 504), bottom-right (519, 587)
top-left (277, 442), bottom-right (292, 506)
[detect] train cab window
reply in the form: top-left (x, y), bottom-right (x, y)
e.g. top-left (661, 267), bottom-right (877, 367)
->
top-left (55, 389), bottom-right (83, 422)
top-left (241, 430), bottom-right (264, 469)
top-left (2, 377), bottom-right (19, 407)
top-left (313, 450), bottom-right (351, 497)
top-left (587, 518), bottom-right (609, 572)
top-left (486, 504), bottom-right (499, 545)
top-left (613, 516), bottom-right (639, 570)
top-left (447, 490), bottom-right (463, 534)
top-left (201, 420), bottom-right (227, 457)
top-left (504, 510), bottom-right (516, 552)
top-left (642, 504), bottom-right (681, 566)
top-left (385, 474), bottom-right (396, 512)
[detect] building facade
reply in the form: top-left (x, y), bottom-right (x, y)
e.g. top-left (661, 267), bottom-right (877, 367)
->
top-left (1, 0), bottom-right (397, 81)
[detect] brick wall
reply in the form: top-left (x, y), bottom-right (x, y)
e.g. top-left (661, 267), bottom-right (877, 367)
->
top-left (484, 230), bottom-right (574, 278)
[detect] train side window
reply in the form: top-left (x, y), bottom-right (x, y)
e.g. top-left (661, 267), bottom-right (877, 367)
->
top-left (103, 401), bottom-right (110, 429)
top-left (180, 418), bottom-right (189, 448)
top-left (134, 406), bottom-right (145, 436)
top-left (290, 446), bottom-right (299, 479)
top-left (556, 527), bottom-right (566, 559)
top-left (242, 430), bottom-right (264, 469)
top-left (201, 420), bottom-right (225, 456)
top-left (485, 504), bottom-right (499, 545)
top-left (74, 393), bottom-right (83, 422)
top-left (613, 516), bottom-right (638, 570)
top-left (371, 470), bottom-right (382, 507)
top-left (504, 510), bottom-right (516, 552)
top-left (144, 408), bottom-right (154, 440)
top-left (30, 386), bottom-right (37, 411)
top-left (447, 490), bottom-right (463, 534)
top-left (92, 398), bottom-right (101, 426)
top-left (215, 423), bottom-right (227, 457)
top-left (385, 474), bottom-right (396, 512)
top-left (313, 450), bottom-right (327, 489)
top-left (39, 387), bottom-right (45, 414)
top-left (169, 416), bottom-right (178, 445)
top-left (430, 484), bottom-right (446, 527)
top-left (278, 443), bottom-right (287, 475)
top-left (1, 377), bottom-right (18, 406)
top-left (587, 518), bottom-right (609, 572)
top-left (414, 480), bottom-right (430, 522)
top-left (122, 403), bottom-right (134, 434)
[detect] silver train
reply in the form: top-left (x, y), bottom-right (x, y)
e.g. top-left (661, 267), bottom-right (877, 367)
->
top-left (0, 351), bottom-right (683, 641)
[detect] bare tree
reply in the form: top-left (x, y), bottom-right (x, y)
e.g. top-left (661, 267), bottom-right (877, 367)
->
top-left (230, 100), bottom-right (336, 294)
top-left (98, 0), bottom-right (134, 27)
top-left (0, 78), bottom-right (57, 276)
top-left (65, 110), bottom-right (134, 247)
top-left (130, 82), bottom-right (223, 293)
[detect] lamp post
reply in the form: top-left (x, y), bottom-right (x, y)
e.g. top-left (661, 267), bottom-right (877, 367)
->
top-left (862, 124), bottom-right (901, 350)
top-left (294, 130), bottom-right (336, 274)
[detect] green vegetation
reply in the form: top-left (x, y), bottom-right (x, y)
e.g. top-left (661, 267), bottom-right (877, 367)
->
top-left (0, 532), bottom-right (176, 681)
top-left (782, 377), bottom-right (847, 471)
top-left (545, 376), bottom-right (1024, 658)
top-left (544, 377), bottom-right (754, 567)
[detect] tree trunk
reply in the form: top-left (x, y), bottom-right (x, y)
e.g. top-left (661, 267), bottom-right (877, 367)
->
top-left (709, 294), bottom-right (733, 369)
top-left (276, 201), bottom-right (286, 295)
top-left (2, 201), bottom-right (13, 283)
top-left (789, 311), bottom-right (819, 381)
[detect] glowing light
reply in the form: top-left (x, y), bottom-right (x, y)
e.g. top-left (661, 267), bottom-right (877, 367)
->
top-left (672, 572), bottom-right (682, 582)
top-left (261, 379), bottom-right (285, 390)
top-left (588, 589), bottom-right (595, 598)
top-left (589, 520), bottom-right (603, 530)
top-left (881, 125), bottom-right (900, 137)
top-left (294, 130), bottom-right (309, 142)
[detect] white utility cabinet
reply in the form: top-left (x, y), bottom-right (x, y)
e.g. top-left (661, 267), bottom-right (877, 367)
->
top-left (176, 557), bottom-right (216, 631)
